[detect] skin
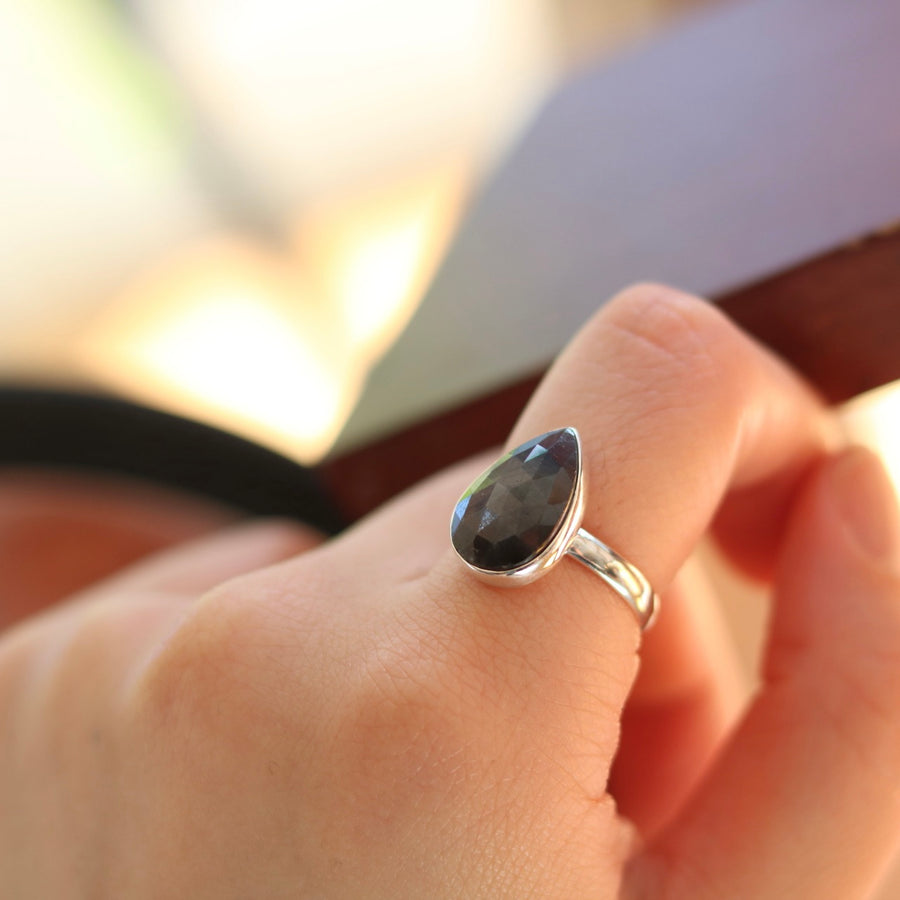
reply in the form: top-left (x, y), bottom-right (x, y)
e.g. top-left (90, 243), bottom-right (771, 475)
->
top-left (1, 284), bottom-right (899, 898)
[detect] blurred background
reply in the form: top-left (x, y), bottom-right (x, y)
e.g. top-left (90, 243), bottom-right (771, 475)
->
top-left (2, 0), bottom-right (897, 479)
top-left (2, 2), bottom-right (900, 892)
top-left (0, 0), bottom-right (718, 464)
top-left (2, 0), bottom-right (897, 468)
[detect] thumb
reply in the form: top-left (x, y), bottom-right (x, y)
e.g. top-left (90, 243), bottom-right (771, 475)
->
top-left (629, 447), bottom-right (900, 899)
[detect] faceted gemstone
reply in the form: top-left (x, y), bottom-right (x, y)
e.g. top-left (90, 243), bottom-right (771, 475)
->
top-left (451, 427), bottom-right (579, 571)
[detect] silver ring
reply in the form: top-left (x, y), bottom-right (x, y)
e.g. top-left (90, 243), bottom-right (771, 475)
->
top-left (450, 427), bottom-right (658, 630)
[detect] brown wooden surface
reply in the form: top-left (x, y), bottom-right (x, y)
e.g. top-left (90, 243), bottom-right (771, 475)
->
top-left (319, 373), bottom-right (542, 523)
top-left (320, 228), bottom-right (900, 523)
top-left (718, 228), bottom-right (900, 401)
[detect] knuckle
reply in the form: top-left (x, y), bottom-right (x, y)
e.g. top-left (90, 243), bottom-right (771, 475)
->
top-left (239, 518), bottom-right (324, 555)
top-left (602, 283), bottom-right (750, 398)
top-left (330, 573), bottom-right (624, 812)
top-left (130, 590), bottom-right (244, 738)
top-left (594, 284), bottom-right (759, 456)
top-left (128, 582), bottom-right (317, 755)
top-left (324, 579), bottom-right (554, 824)
top-left (334, 612), bottom-right (474, 801)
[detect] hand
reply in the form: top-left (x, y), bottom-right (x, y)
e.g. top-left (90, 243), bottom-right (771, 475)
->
top-left (2, 285), bottom-right (899, 899)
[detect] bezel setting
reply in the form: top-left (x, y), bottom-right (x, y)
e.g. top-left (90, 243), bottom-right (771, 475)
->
top-left (449, 425), bottom-right (658, 629)
top-left (450, 427), bottom-right (585, 587)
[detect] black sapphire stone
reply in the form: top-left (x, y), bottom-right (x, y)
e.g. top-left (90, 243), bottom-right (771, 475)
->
top-left (450, 427), bottom-right (579, 572)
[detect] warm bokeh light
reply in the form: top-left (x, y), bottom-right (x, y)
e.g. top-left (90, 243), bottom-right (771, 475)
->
top-left (137, 0), bottom-right (551, 202)
top-left (0, 0), bottom-right (545, 443)
top-left (121, 293), bottom-right (341, 445)
top-left (299, 161), bottom-right (468, 362)
top-left (75, 240), bottom-right (353, 463)
top-left (74, 162), bottom-right (466, 464)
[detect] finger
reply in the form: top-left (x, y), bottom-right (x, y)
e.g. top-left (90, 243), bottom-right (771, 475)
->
top-left (610, 555), bottom-right (745, 839)
top-left (501, 284), bottom-right (830, 594)
top-left (629, 448), bottom-right (900, 899)
top-left (423, 285), bottom-right (830, 793)
top-left (711, 457), bottom-right (822, 582)
top-left (0, 519), bottom-right (324, 701)
top-left (83, 519), bottom-right (323, 599)
top-left (0, 469), bottom-right (234, 627)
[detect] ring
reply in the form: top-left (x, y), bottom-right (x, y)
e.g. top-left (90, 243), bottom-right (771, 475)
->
top-left (450, 427), bottom-right (658, 629)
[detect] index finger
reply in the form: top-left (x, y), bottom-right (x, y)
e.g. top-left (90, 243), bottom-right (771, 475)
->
top-left (502, 283), bottom-right (832, 597)
top-left (424, 284), bottom-right (832, 797)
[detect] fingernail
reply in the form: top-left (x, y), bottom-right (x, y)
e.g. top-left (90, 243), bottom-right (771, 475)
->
top-left (828, 447), bottom-right (900, 564)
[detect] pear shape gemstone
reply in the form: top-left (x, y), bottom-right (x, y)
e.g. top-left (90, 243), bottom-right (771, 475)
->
top-left (451, 427), bottom-right (580, 572)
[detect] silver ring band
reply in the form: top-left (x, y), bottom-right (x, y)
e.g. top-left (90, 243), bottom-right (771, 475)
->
top-left (567, 528), bottom-right (657, 629)
top-left (450, 426), bottom-right (659, 630)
